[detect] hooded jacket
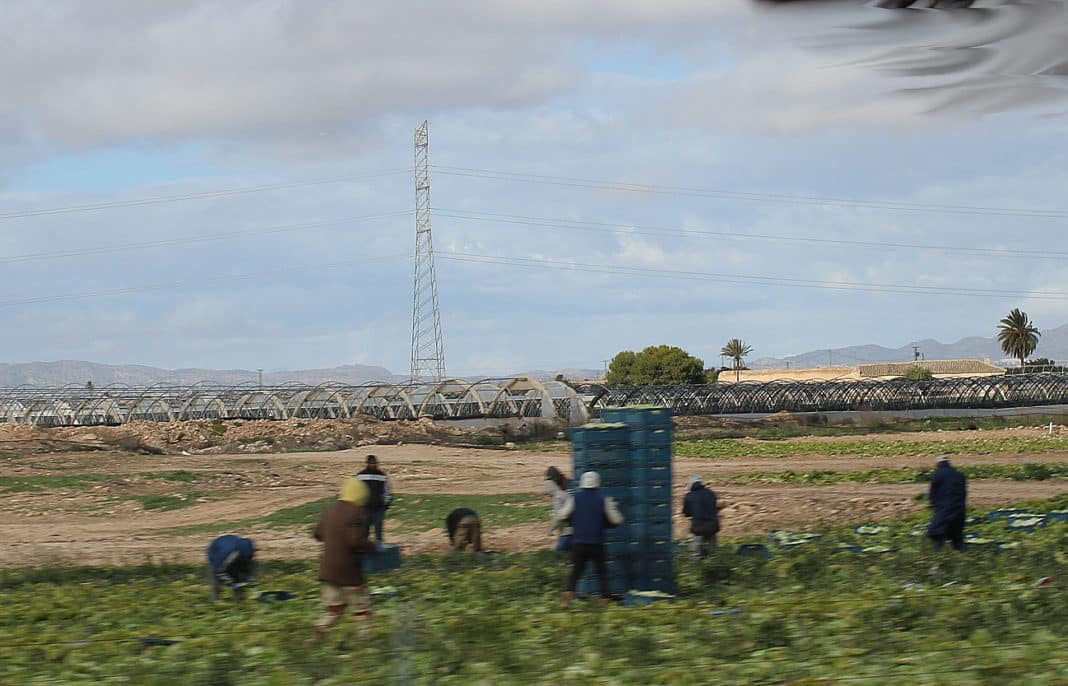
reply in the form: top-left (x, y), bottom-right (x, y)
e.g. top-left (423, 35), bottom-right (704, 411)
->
top-left (928, 461), bottom-right (967, 534)
top-left (682, 480), bottom-right (720, 536)
top-left (314, 478), bottom-right (376, 587)
top-left (544, 479), bottom-right (574, 537)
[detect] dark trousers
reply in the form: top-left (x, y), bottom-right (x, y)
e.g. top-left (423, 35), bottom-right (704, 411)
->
top-left (567, 543), bottom-right (609, 597)
top-left (928, 516), bottom-right (965, 551)
top-left (363, 508), bottom-right (386, 543)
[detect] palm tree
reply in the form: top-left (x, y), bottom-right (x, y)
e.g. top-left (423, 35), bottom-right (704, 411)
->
top-left (997, 308), bottom-right (1040, 370)
top-left (720, 338), bottom-right (753, 381)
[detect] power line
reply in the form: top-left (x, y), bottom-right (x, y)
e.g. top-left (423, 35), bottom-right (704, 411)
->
top-left (0, 254), bottom-right (407, 309)
top-left (0, 169), bottom-right (408, 222)
top-left (432, 165), bottom-right (1068, 220)
top-left (435, 208), bottom-right (1068, 261)
top-left (0, 210), bottom-right (413, 265)
top-left (437, 252), bottom-right (1068, 301)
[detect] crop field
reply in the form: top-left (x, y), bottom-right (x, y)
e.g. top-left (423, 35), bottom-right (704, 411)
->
top-left (3, 418), bottom-right (1068, 683)
top-left (3, 496), bottom-right (1068, 685)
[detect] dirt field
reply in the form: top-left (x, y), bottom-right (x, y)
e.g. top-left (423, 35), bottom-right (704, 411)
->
top-left (3, 440), bottom-right (1068, 568)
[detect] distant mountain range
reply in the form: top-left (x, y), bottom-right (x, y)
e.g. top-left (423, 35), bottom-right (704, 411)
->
top-left (0, 360), bottom-right (603, 387)
top-left (5, 322), bottom-right (1066, 386)
top-left (749, 323), bottom-right (1068, 370)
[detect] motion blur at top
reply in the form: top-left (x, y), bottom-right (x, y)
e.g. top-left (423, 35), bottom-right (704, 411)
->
top-left (753, 0), bottom-right (1068, 114)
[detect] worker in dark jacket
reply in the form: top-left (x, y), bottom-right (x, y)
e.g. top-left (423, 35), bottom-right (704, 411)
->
top-left (445, 507), bottom-right (483, 552)
top-left (927, 455), bottom-right (968, 551)
top-left (312, 477), bottom-right (377, 637)
top-left (206, 535), bottom-right (257, 602)
top-left (682, 475), bottom-right (724, 558)
top-left (356, 454), bottom-right (393, 546)
top-left (558, 471), bottom-right (624, 606)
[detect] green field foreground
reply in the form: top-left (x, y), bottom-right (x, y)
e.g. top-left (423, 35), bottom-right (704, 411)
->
top-left (3, 496), bottom-right (1068, 685)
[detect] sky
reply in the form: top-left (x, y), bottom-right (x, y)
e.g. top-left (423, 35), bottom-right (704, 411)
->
top-left (3, 0), bottom-right (1068, 376)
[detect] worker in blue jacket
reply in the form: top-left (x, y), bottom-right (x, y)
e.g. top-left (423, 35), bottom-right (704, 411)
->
top-left (558, 471), bottom-right (624, 606)
top-left (927, 455), bottom-right (967, 551)
top-left (207, 535), bottom-right (257, 602)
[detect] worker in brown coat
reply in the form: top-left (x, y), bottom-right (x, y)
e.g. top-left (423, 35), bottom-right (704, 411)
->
top-left (311, 477), bottom-right (377, 638)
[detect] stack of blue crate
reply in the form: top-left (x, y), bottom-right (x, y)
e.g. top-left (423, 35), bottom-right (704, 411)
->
top-left (571, 422), bottom-right (633, 596)
top-left (603, 406), bottom-right (674, 594)
top-left (571, 406), bottom-right (674, 597)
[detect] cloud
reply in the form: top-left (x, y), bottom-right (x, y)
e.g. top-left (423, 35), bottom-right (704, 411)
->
top-left (0, 0), bottom-right (752, 159)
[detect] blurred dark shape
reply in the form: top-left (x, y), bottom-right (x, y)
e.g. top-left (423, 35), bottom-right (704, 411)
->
top-left (751, 0), bottom-right (1068, 114)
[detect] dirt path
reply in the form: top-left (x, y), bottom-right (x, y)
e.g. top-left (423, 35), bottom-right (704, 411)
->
top-left (3, 445), bottom-right (1068, 567)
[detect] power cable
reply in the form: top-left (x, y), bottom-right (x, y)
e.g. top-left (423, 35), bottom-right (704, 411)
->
top-left (0, 254), bottom-right (407, 309)
top-left (0, 210), bottom-right (413, 265)
top-left (432, 165), bottom-right (1068, 220)
top-left (435, 208), bottom-right (1068, 261)
top-left (437, 252), bottom-right (1068, 301)
top-left (0, 169), bottom-right (408, 222)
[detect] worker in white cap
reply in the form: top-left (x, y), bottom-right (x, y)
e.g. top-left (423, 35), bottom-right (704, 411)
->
top-left (558, 471), bottom-right (624, 606)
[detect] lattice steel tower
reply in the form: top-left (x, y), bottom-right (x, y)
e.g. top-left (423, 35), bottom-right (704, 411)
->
top-left (410, 120), bottom-right (446, 382)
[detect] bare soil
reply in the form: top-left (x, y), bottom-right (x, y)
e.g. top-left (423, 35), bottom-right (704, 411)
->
top-left (3, 441), bottom-right (1068, 568)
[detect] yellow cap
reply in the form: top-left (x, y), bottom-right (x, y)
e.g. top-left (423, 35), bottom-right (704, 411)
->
top-left (339, 477), bottom-right (370, 506)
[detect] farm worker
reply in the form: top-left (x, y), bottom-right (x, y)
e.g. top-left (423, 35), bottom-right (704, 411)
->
top-left (206, 535), bottom-right (257, 602)
top-left (544, 466), bottom-right (574, 552)
top-left (445, 507), bottom-right (483, 552)
top-left (559, 470), bottom-right (624, 606)
top-left (927, 455), bottom-right (968, 551)
top-left (682, 475), bottom-right (724, 558)
top-left (356, 454), bottom-right (393, 547)
top-left (311, 477), bottom-right (377, 638)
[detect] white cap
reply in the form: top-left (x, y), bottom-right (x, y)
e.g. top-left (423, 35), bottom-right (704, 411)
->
top-left (688, 475), bottom-right (703, 489)
top-left (937, 454), bottom-right (950, 463)
top-left (579, 471), bottom-right (601, 489)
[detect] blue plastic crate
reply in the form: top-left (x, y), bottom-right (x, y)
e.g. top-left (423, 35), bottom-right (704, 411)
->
top-left (571, 423), bottom-right (631, 444)
top-left (363, 544), bottom-right (402, 575)
top-left (626, 427), bottom-right (673, 447)
top-left (630, 575), bottom-right (675, 594)
top-left (632, 463), bottom-right (671, 482)
top-left (587, 465), bottom-right (632, 484)
top-left (619, 521), bottom-right (672, 541)
top-left (641, 481), bottom-right (672, 500)
top-left (600, 406), bottom-right (673, 429)
top-left (630, 539), bottom-right (673, 559)
top-left (631, 446), bottom-right (673, 465)
top-left (640, 557), bottom-right (674, 578)
top-left (573, 445), bottom-right (631, 463)
top-left (633, 501), bottom-right (672, 520)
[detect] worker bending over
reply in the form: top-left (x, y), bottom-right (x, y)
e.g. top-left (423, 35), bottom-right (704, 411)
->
top-left (445, 507), bottom-right (483, 553)
top-left (206, 535), bottom-right (257, 602)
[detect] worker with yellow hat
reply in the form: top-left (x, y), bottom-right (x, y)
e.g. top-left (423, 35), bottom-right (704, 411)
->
top-left (311, 477), bottom-right (377, 638)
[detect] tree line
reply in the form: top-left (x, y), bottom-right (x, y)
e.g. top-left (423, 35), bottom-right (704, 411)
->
top-left (599, 307), bottom-right (1051, 387)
